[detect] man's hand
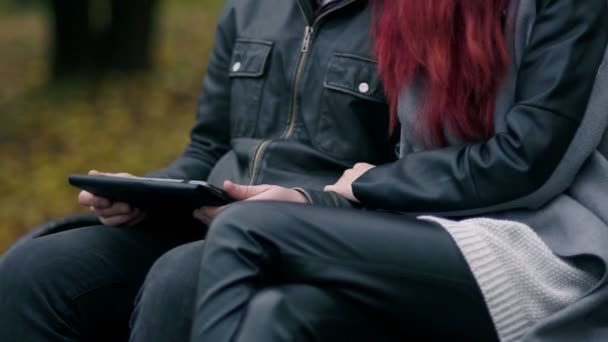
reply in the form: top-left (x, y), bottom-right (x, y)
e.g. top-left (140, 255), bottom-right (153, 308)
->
top-left (193, 180), bottom-right (308, 225)
top-left (78, 170), bottom-right (146, 226)
top-left (324, 163), bottom-right (375, 202)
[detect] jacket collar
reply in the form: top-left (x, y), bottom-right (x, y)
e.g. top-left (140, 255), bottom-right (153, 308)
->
top-left (297, 0), bottom-right (355, 24)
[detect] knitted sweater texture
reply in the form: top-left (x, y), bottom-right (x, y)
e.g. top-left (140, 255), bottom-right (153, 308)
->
top-left (420, 217), bottom-right (599, 342)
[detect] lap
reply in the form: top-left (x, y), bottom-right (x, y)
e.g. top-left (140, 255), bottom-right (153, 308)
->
top-left (210, 202), bottom-right (473, 285)
top-left (207, 202), bottom-right (496, 339)
top-left (0, 223), bottom-right (203, 341)
top-left (130, 240), bottom-right (206, 342)
top-left (2, 224), bottom-right (203, 290)
top-left (137, 239), bottom-right (206, 301)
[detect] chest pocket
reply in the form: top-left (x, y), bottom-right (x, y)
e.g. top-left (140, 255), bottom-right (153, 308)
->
top-left (229, 39), bottom-right (273, 137)
top-left (316, 53), bottom-right (390, 163)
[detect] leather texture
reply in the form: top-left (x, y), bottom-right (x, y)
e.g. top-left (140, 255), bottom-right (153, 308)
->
top-left (352, 0), bottom-right (608, 214)
top-left (147, 0), bottom-right (397, 192)
top-left (191, 202), bottom-right (499, 341)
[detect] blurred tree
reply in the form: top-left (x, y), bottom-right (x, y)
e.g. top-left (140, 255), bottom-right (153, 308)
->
top-left (50, 0), bottom-right (159, 77)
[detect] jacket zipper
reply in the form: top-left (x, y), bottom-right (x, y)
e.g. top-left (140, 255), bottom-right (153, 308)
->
top-left (248, 140), bottom-right (271, 185)
top-left (249, 0), bottom-right (357, 185)
top-left (280, 26), bottom-right (313, 139)
top-left (281, 0), bottom-right (357, 139)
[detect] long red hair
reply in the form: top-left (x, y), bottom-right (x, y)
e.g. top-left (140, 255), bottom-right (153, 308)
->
top-left (374, 0), bottom-right (510, 146)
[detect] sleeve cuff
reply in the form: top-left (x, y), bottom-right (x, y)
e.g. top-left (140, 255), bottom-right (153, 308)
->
top-left (292, 188), bottom-right (356, 209)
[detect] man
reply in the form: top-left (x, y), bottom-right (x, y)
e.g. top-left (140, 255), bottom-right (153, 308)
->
top-left (0, 0), bottom-right (395, 341)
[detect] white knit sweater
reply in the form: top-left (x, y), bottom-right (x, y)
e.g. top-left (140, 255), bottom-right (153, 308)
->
top-left (420, 216), bottom-right (600, 342)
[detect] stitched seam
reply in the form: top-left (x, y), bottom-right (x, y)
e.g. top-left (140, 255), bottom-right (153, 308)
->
top-left (323, 83), bottom-right (386, 103)
top-left (323, 54), bottom-right (386, 103)
top-left (229, 41), bottom-right (273, 77)
top-left (234, 38), bottom-right (274, 46)
top-left (332, 52), bottom-right (378, 64)
top-left (328, 191), bottom-right (341, 207)
top-left (465, 146), bottom-right (483, 206)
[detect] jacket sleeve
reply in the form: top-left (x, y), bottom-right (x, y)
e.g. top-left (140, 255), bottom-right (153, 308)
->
top-left (146, 4), bottom-right (236, 180)
top-left (293, 188), bottom-right (357, 208)
top-left (352, 0), bottom-right (608, 213)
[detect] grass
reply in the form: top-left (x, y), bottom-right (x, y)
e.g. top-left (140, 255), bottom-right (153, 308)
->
top-left (0, 0), bottom-right (224, 252)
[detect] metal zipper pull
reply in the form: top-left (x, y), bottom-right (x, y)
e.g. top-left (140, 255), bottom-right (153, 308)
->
top-left (301, 26), bottom-right (313, 52)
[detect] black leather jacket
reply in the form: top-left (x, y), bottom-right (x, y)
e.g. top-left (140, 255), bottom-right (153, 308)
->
top-left (353, 0), bottom-right (608, 214)
top-left (153, 0), bottom-right (608, 212)
top-left (151, 0), bottom-right (396, 202)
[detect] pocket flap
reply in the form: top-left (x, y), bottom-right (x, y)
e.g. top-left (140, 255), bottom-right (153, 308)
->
top-left (229, 39), bottom-right (273, 78)
top-left (324, 53), bottom-right (386, 103)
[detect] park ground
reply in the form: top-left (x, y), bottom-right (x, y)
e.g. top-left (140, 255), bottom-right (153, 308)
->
top-left (0, 0), bottom-right (224, 252)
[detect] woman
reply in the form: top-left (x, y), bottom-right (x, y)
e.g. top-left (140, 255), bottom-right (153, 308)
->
top-left (188, 0), bottom-right (608, 341)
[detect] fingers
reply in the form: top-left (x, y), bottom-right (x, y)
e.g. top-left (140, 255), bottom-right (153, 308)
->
top-left (324, 162), bottom-right (374, 193)
top-left (324, 185), bottom-right (337, 192)
top-left (353, 163), bottom-right (368, 170)
top-left (324, 174), bottom-right (346, 192)
top-left (193, 209), bottom-right (212, 225)
top-left (80, 170), bottom-right (140, 226)
top-left (78, 191), bottom-right (111, 208)
top-left (99, 214), bottom-right (133, 226)
top-left (92, 202), bottom-right (133, 217)
top-left (193, 206), bottom-right (225, 225)
top-left (353, 162), bottom-right (375, 170)
top-left (88, 170), bottom-right (134, 178)
top-left (243, 188), bottom-right (308, 203)
top-left (224, 181), bottom-right (270, 201)
top-left (82, 192), bottom-right (142, 226)
top-left (99, 208), bottom-right (145, 226)
top-left (80, 170), bottom-right (134, 208)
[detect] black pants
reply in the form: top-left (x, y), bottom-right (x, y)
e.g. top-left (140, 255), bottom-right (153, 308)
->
top-left (0, 204), bottom-right (499, 341)
top-left (0, 220), bottom-right (368, 342)
top-left (0, 221), bottom-right (204, 342)
top-left (191, 202), bottom-right (500, 341)
top-left (133, 241), bottom-right (392, 342)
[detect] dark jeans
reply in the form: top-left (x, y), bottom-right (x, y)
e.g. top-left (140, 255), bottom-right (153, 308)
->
top-left (0, 222), bottom-right (204, 342)
top-left (130, 240), bottom-right (205, 342)
top-left (1, 203), bottom-right (500, 341)
top-left (0, 220), bottom-right (387, 342)
top-left (130, 241), bottom-right (386, 342)
top-left (191, 202), bottom-right (500, 341)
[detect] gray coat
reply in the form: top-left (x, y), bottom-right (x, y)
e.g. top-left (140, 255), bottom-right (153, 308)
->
top-left (353, 0), bottom-right (608, 342)
top-left (493, 2), bottom-right (608, 340)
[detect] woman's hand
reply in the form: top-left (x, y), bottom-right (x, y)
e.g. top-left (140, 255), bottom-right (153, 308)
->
top-left (78, 170), bottom-right (147, 226)
top-left (324, 163), bottom-right (375, 203)
top-left (193, 181), bottom-right (309, 225)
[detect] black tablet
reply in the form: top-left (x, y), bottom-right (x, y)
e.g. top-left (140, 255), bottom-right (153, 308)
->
top-left (69, 174), bottom-right (235, 210)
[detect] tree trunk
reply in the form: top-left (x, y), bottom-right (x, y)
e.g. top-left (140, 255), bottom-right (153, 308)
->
top-left (105, 0), bottom-right (159, 71)
top-left (49, 0), bottom-right (159, 78)
top-left (50, 0), bottom-right (92, 77)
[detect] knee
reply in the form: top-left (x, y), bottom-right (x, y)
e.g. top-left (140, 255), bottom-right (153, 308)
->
top-left (136, 242), bottom-right (202, 303)
top-left (131, 242), bottom-right (203, 336)
top-left (207, 202), bottom-right (297, 244)
top-left (242, 286), bottom-right (311, 331)
top-left (247, 288), bottom-right (287, 318)
top-left (0, 238), bottom-right (70, 308)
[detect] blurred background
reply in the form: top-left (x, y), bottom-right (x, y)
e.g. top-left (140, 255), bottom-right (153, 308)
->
top-left (0, 0), bottom-right (224, 252)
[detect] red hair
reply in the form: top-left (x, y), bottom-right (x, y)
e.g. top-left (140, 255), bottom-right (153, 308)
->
top-left (373, 0), bottom-right (510, 146)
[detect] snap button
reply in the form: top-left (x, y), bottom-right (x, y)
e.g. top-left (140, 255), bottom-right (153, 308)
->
top-left (358, 82), bottom-right (370, 94)
top-left (232, 62), bottom-right (242, 72)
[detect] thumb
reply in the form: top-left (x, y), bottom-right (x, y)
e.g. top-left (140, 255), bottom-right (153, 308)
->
top-left (224, 181), bottom-right (269, 200)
